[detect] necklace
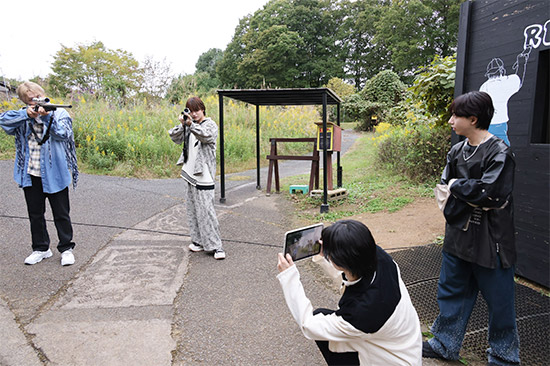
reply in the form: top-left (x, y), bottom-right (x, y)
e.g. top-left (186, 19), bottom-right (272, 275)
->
top-left (462, 132), bottom-right (490, 161)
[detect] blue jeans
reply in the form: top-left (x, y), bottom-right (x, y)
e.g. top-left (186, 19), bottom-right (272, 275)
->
top-left (429, 251), bottom-right (520, 365)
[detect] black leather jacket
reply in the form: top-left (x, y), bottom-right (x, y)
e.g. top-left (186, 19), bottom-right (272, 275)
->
top-left (441, 136), bottom-right (516, 269)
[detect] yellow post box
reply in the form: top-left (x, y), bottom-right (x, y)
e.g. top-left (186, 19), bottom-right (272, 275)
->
top-left (315, 122), bottom-right (342, 152)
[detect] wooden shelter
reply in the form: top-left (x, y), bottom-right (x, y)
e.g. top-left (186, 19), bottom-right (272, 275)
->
top-left (217, 88), bottom-right (342, 212)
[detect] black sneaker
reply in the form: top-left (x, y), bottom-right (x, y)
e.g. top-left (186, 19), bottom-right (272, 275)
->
top-left (422, 341), bottom-right (446, 360)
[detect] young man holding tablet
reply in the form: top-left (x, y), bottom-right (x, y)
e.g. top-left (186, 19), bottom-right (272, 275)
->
top-left (277, 220), bottom-right (422, 365)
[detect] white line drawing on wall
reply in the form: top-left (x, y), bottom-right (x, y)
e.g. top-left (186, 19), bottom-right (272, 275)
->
top-left (479, 46), bottom-right (532, 146)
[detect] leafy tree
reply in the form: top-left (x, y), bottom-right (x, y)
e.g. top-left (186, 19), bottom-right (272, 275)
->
top-left (409, 53), bottom-right (456, 126)
top-left (338, 0), bottom-right (391, 89)
top-left (374, 0), bottom-right (461, 78)
top-left (218, 0), bottom-right (462, 89)
top-left (325, 77), bottom-right (355, 99)
top-left (196, 48), bottom-right (223, 81)
top-left (218, 0), bottom-right (344, 88)
top-left (193, 72), bottom-right (221, 94)
top-left (239, 25), bottom-right (304, 87)
top-left (166, 74), bottom-right (194, 104)
top-left (279, 0), bottom-right (344, 86)
top-left (49, 41), bottom-right (142, 103)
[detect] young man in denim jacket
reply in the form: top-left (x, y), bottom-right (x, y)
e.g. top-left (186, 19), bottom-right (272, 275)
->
top-left (0, 81), bottom-right (78, 266)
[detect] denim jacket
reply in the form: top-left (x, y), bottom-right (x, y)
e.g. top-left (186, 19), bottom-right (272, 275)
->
top-left (0, 108), bottom-right (78, 193)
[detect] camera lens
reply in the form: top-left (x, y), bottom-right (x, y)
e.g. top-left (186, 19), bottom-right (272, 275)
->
top-left (181, 108), bottom-right (190, 121)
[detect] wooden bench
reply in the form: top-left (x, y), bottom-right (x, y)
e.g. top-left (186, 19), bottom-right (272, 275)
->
top-left (266, 138), bottom-right (319, 195)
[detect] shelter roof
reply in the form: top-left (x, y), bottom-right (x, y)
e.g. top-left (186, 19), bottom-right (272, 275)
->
top-left (217, 88), bottom-right (342, 106)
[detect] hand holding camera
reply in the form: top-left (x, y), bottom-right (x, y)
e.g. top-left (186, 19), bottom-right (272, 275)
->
top-left (179, 108), bottom-right (192, 126)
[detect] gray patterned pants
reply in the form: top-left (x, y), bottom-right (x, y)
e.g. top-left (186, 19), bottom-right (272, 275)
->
top-left (183, 182), bottom-right (223, 251)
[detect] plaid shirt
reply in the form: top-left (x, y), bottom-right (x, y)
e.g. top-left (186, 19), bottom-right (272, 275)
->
top-left (27, 118), bottom-right (43, 177)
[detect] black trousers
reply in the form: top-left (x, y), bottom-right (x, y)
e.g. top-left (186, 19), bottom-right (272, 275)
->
top-left (23, 176), bottom-right (75, 253)
top-left (314, 308), bottom-right (360, 366)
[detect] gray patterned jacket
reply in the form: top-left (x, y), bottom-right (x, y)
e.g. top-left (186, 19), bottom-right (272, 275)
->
top-left (169, 118), bottom-right (217, 179)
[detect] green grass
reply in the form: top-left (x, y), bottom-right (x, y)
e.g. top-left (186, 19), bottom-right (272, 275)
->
top-left (281, 132), bottom-right (437, 223)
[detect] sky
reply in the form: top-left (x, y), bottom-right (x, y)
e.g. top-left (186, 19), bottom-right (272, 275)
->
top-left (0, 0), bottom-right (270, 81)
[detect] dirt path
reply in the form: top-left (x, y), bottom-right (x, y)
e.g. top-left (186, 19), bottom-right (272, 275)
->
top-left (348, 196), bottom-right (446, 251)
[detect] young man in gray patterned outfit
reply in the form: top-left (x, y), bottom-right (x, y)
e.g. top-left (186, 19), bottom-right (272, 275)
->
top-left (169, 96), bottom-right (225, 260)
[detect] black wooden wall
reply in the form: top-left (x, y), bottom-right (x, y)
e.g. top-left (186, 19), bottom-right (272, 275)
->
top-left (455, 0), bottom-right (549, 287)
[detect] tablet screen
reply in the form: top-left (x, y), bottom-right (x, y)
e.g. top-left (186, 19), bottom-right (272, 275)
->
top-left (284, 223), bottom-right (323, 261)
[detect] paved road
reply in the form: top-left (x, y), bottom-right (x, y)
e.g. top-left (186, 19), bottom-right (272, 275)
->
top-left (0, 131), bottom-right (348, 365)
top-left (0, 128), bottom-right (460, 365)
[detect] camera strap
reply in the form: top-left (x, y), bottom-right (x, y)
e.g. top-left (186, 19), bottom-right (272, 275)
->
top-left (182, 124), bottom-right (189, 163)
top-left (29, 114), bottom-right (53, 145)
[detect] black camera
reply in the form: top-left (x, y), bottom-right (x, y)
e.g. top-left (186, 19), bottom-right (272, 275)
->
top-left (181, 108), bottom-right (191, 121)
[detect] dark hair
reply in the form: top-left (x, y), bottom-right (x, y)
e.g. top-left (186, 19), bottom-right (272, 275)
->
top-left (449, 91), bottom-right (494, 130)
top-left (321, 220), bottom-right (377, 279)
top-left (186, 96), bottom-right (206, 113)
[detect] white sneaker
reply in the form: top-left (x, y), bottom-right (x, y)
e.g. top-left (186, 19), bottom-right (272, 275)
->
top-left (61, 249), bottom-right (75, 266)
top-left (24, 249), bottom-right (53, 265)
top-left (188, 243), bottom-right (204, 252)
top-left (214, 250), bottom-right (226, 260)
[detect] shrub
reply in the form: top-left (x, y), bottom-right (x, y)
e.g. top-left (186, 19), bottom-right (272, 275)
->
top-left (325, 77), bottom-right (355, 99)
top-left (374, 122), bottom-right (392, 135)
top-left (371, 55), bottom-right (455, 183)
top-left (343, 94), bottom-right (383, 131)
top-left (344, 70), bottom-right (406, 131)
top-left (362, 70), bottom-right (406, 108)
top-left (374, 122), bottom-right (451, 183)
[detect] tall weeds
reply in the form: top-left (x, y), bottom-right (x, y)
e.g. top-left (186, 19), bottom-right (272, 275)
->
top-left (1, 96), bottom-right (320, 178)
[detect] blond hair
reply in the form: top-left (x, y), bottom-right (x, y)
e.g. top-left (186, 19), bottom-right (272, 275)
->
top-left (16, 81), bottom-right (45, 104)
